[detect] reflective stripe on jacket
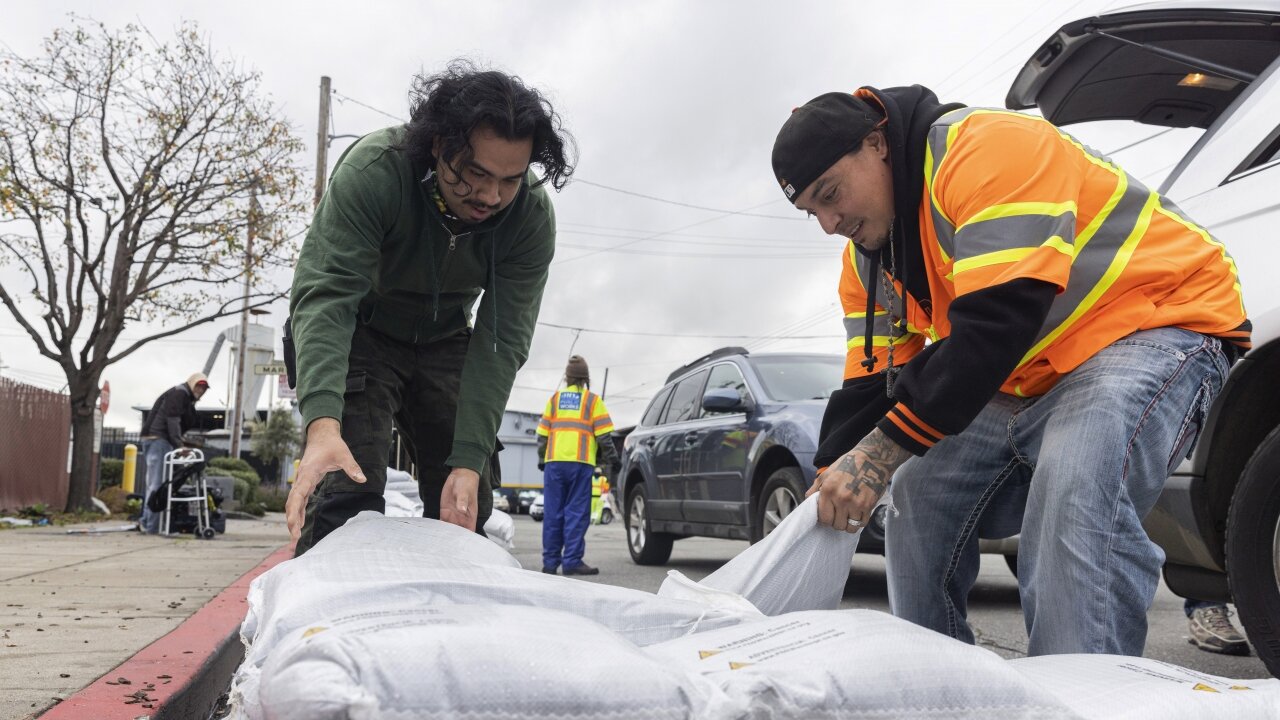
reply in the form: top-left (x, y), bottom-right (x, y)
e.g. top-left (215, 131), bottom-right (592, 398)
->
top-left (840, 106), bottom-right (1249, 406)
top-left (537, 385), bottom-right (615, 465)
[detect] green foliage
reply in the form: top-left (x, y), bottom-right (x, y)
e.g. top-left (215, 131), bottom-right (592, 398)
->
top-left (258, 485), bottom-right (289, 513)
top-left (96, 485), bottom-right (130, 514)
top-left (249, 407), bottom-right (301, 482)
top-left (99, 458), bottom-right (124, 487)
top-left (209, 456), bottom-right (259, 479)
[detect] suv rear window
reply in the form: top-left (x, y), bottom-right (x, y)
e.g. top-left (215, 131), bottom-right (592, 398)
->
top-left (752, 356), bottom-right (843, 402)
top-left (661, 369), bottom-right (708, 424)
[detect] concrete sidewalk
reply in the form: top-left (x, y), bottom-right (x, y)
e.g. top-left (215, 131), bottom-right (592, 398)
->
top-left (0, 514), bottom-right (290, 720)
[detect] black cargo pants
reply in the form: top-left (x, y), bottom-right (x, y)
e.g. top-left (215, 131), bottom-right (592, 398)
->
top-left (295, 323), bottom-right (497, 555)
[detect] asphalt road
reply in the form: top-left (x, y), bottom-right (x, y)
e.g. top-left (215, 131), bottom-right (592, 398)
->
top-left (505, 510), bottom-right (1272, 680)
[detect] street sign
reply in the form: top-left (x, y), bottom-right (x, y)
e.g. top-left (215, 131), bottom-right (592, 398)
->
top-left (99, 380), bottom-right (110, 415)
top-left (278, 374), bottom-right (296, 400)
top-left (254, 361), bottom-right (287, 375)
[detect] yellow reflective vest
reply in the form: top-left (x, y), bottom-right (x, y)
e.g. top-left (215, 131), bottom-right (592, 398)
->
top-left (537, 385), bottom-right (614, 465)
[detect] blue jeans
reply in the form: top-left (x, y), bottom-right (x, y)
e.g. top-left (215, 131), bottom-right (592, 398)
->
top-left (139, 438), bottom-right (174, 533)
top-left (1184, 599), bottom-right (1221, 617)
top-left (886, 327), bottom-right (1229, 656)
top-left (542, 461), bottom-right (594, 570)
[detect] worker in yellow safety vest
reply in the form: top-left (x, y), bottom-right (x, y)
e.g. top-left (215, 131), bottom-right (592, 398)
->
top-left (536, 355), bottom-right (619, 575)
top-left (590, 470), bottom-right (610, 524)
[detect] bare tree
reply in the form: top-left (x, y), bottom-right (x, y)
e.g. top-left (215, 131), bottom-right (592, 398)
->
top-left (0, 19), bottom-right (307, 511)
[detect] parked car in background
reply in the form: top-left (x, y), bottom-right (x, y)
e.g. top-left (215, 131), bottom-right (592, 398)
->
top-left (1007, 0), bottom-right (1280, 675)
top-left (491, 490), bottom-right (510, 514)
top-left (530, 493), bottom-right (544, 522)
top-left (619, 347), bottom-right (1025, 570)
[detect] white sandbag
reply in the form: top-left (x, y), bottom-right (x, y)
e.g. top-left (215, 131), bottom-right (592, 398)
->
top-left (382, 488), bottom-right (422, 518)
top-left (664, 494), bottom-right (857, 615)
top-left (1012, 654), bottom-right (1280, 719)
top-left (234, 513), bottom-right (758, 717)
top-left (256, 604), bottom-right (721, 720)
top-left (483, 508), bottom-right (515, 550)
top-left (384, 467), bottom-right (420, 502)
top-left (383, 489), bottom-right (514, 550)
top-left (646, 609), bottom-right (1073, 720)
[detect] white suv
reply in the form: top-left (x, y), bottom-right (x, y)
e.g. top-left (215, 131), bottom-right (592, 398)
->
top-left (1007, 1), bottom-right (1280, 675)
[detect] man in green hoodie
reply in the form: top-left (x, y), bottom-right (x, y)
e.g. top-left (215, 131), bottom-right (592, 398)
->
top-left (287, 60), bottom-right (574, 554)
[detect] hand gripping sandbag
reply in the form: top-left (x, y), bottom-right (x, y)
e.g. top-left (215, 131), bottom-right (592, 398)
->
top-left (255, 604), bottom-right (721, 720)
top-left (646, 609), bottom-right (1074, 720)
top-left (663, 494), bottom-right (858, 615)
top-left (1011, 654), bottom-right (1280, 720)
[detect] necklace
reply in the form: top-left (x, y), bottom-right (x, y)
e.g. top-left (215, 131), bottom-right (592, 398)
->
top-left (879, 224), bottom-right (904, 398)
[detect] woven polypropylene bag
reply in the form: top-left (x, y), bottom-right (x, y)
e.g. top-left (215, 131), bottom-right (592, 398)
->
top-left (647, 609), bottom-right (1074, 720)
top-left (1011, 654), bottom-right (1280, 719)
top-left (662, 494), bottom-right (858, 615)
top-left (256, 604), bottom-right (721, 720)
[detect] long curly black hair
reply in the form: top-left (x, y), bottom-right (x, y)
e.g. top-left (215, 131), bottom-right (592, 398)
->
top-left (400, 59), bottom-right (575, 192)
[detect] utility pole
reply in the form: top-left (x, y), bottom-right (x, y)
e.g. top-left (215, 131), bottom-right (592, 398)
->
top-left (601, 367), bottom-right (609, 398)
top-left (230, 186), bottom-right (258, 459)
top-left (314, 76), bottom-right (331, 209)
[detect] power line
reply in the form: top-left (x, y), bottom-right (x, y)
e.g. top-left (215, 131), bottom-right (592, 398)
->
top-left (572, 179), bottom-right (805, 221)
top-left (558, 222), bottom-right (833, 246)
top-left (536, 321), bottom-right (840, 340)
top-left (932, 0), bottom-right (1060, 92)
top-left (330, 89), bottom-right (407, 124)
top-left (945, 0), bottom-right (1089, 99)
top-left (556, 242), bottom-right (831, 259)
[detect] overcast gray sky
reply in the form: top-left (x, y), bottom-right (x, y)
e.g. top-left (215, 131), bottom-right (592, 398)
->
top-left (0, 0), bottom-right (1203, 428)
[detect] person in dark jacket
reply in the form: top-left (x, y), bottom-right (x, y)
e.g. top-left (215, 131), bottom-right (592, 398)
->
top-left (139, 373), bottom-right (208, 533)
top-left (286, 60), bottom-right (574, 554)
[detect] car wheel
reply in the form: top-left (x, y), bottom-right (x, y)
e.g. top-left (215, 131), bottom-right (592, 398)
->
top-left (600, 507), bottom-right (613, 525)
top-left (750, 467), bottom-right (806, 543)
top-left (1227, 424), bottom-right (1280, 677)
top-left (626, 484), bottom-right (673, 565)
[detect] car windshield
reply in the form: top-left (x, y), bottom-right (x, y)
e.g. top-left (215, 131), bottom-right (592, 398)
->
top-left (751, 356), bottom-right (844, 402)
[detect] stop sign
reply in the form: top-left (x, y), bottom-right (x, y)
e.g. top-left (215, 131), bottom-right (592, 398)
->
top-left (100, 380), bottom-right (110, 415)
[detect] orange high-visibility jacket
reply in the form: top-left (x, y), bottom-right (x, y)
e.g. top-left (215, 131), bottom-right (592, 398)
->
top-left (537, 385), bottom-right (614, 465)
top-left (840, 103), bottom-right (1248, 455)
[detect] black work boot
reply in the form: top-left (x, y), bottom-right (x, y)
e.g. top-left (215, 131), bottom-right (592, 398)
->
top-left (563, 563), bottom-right (600, 576)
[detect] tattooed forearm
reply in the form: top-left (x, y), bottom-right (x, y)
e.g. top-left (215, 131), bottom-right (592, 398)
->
top-left (838, 428), bottom-right (913, 498)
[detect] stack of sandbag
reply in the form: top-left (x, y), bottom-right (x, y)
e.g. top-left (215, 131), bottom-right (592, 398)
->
top-left (233, 495), bottom-right (1280, 719)
top-left (232, 512), bottom-right (761, 718)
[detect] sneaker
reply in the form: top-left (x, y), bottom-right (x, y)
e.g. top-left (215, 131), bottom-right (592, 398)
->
top-left (1188, 605), bottom-right (1251, 656)
top-left (562, 563), bottom-right (599, 576)
top-left (541, 566), bottom-right (558, 575)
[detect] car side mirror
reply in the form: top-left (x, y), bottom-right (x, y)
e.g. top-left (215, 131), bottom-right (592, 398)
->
top-left (702, 388), bottom-right (749, 414)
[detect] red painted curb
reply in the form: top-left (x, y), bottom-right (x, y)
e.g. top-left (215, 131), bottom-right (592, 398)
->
top-left (40, 543), bottom-right (294, 719)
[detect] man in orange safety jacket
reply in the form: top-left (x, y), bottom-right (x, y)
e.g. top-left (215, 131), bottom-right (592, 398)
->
top-left (771, 85), bottom-right (1247, 656)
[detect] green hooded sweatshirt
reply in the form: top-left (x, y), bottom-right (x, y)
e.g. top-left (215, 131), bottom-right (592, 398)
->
top-left (289, 126), bottom-right (555, 473)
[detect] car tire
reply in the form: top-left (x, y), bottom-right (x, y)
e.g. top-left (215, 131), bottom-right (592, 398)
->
top-left (750, 467), bottom-right (807, 543)
top-left (1226, 424), bottom-right (1280, 677)
top-left (626, 484), bottom-right (674, 565)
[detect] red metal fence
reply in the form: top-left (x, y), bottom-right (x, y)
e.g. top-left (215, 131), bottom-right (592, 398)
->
top-left (0, 377), bottom-right (70, 511)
